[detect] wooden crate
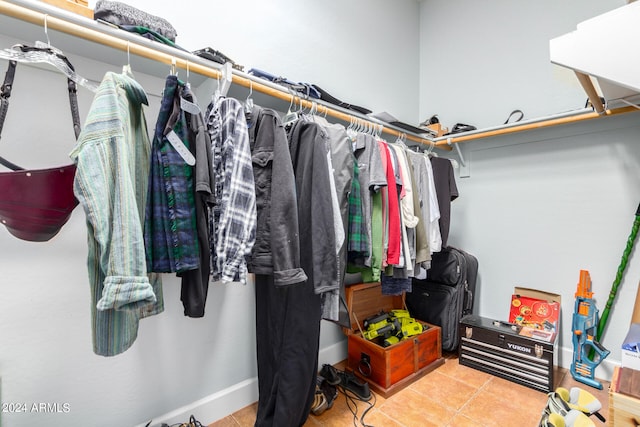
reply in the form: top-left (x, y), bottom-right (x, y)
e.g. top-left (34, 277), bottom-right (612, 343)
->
top-left (344, 282), bottom-right (444, 398)
top-left (609, 366), bottom-right (640, 426)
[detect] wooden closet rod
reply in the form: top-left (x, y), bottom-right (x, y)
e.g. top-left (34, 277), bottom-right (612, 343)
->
top-left (433, 105), bottom-right (640, 147)
top-left (0, 0), bottom-right (438, 148)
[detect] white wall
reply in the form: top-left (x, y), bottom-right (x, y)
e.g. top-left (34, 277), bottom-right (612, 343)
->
top-left (418, 0), bottom-right (639, 381)
top-left (2, 2), bottom-right (636, 426)
top-left (419, 0), bottom-right (626, 130)
top-left (0, 1), bottom-right (421, 427)
top-left (91, 0), bottom-right (422, 125)
top-left (447, 113), bottom-right (640, 381)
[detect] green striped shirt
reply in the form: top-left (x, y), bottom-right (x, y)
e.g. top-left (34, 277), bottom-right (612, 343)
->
top-left (70, 71), bottom-right (163, 357)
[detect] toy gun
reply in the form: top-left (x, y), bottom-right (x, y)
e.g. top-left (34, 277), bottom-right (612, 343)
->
top-left (570, 270), bottom-right (610, 389)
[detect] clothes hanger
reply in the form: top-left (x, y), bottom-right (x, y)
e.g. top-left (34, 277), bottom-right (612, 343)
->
top-left (296, 92), bottom-right (307, 116)
top-left (0, 15), bottom-right (97, 92)
top-left (121, 40), bottom-right (133, 77)
top-left (426, 140), bottom-right (437, 157)
top-left (212, 62), bottom-right (233, 104)
top-left (212, 65), bottom-right (223, 103)
top-left (309, 100), bottom-right (329, 125)
top-left (244, 79), bottom-right (254, 114)
top-left (282, 88), bottom-right (299, 126)
top-left (346, 116), bottom-right (357, 140)
top-left (375, 123), bottom-right (381, 137)
top-left (394, 132), bottom-right (408, 149)
top-left (178, 59), bottom-right (201, 116)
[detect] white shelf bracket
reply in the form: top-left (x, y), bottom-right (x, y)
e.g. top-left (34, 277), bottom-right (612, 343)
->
top-left (448, 137), bottom-right (470, 178)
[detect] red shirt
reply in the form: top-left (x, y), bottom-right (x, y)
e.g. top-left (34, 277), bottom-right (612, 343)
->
top-left (379, 142), bottom-right (401, 266)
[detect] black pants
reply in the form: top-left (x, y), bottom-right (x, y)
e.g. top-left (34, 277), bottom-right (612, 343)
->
top-left (254, 274), bottom-right (322, 427)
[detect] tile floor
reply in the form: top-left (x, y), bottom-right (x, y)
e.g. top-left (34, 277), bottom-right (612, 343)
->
top-left (208, 354), bottom-right (611, 427)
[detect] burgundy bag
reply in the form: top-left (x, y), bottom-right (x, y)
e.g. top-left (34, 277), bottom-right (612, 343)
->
top-left (0, 47), bottom-right (81, 242)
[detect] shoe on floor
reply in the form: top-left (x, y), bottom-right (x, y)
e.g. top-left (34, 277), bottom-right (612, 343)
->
top-left (539, 392), bottom-right (595, 427)
top-left (540, 412), bottom-right (566, 427)
top-left (319, 364), bottom-right (341, 385)
top-left (555, 387), bottom-right (604, 421)
top-left (319, 376), bottom-right (338, 404)
top-left (311, 386), bottom-right (329, 416)
top-left (311, 376), bottom-right (337, 416)
top-left (337, 370), bottom-right (371, 401)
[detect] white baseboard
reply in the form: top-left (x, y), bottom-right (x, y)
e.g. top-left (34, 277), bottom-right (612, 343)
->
top-left (558, 344), bottom-right (620, 383)
top-left (137, 339), bottom-right (347, 427)
top-left (136, 378), bottom-right (259, 427)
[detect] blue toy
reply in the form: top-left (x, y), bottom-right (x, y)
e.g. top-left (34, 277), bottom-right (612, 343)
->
top-left (570, 270), bottom-right (610, 389)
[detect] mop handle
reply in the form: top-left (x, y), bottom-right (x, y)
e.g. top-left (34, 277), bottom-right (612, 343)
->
top-left (596, 203), bottom-right (640, 342)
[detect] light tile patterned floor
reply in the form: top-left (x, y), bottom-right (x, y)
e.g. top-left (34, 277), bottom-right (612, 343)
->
top-left (208, 354), bottom-right (610, 427)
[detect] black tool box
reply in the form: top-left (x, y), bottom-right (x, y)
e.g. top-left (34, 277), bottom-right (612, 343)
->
top-left (458, 314), bottom-right (558, 393)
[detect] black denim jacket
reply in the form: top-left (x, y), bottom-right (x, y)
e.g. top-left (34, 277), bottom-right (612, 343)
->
top-left (287, 119), bottom-right (339, 295)
top-left (246, 105), bottom-right (307, 286)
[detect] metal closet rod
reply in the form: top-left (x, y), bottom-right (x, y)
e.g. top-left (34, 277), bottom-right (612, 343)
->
top-left (0, 0), bottom-right (438, 148)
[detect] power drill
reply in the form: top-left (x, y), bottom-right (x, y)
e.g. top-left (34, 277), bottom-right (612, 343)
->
top-left (362, 310), bottom-right (424, 346)
top-left (383, 317), bottom-right (424, 347)
top-left (363, 314), bottom-right (400, 341)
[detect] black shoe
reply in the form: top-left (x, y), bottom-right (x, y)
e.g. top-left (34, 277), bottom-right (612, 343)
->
top-left (311, 385), bottom-right (330, 416)
top-left (337, 370), bottom-right (371, 401)
top-left (311, 376), bottom-right (338, 416)
top-left (319, 364), bottom-right (341, 385)
top-left (319, 377), bottom-right (338, 405)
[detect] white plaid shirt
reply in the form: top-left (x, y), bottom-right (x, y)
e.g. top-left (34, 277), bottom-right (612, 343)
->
top-left (206, 97), bottom-right (257, 284)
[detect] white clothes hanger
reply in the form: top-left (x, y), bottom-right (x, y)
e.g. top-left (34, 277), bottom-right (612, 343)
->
top-left (178, 59), bottom-right (201, 116)
top-left (212, 61), bottom-right (233, 104)
top-left (0, 15), bottom-right (97, 92)
top-left (121, 40), bottom-right (133, 77)
top-left (244, 79), bottom-right (254, 114)
top-left (426, 140), bottom-right (437, 157)
top-left (346, 116), bottom-right (357, 140)
top-left (296, 92), bottom-right (307, 116)
top-left (282, 88), bottom-right (299, 126)
top-left (394, 132), bottom-right (408, 149)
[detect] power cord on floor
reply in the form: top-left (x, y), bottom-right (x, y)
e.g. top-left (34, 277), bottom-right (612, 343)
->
top-left (336, 382), bottom-right (377, 427)
top-left (144, 414), bottom-right (206, 427)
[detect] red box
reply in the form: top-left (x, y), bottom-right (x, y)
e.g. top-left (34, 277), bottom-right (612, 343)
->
top-left (509, 287), bottom-right (561, 342)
